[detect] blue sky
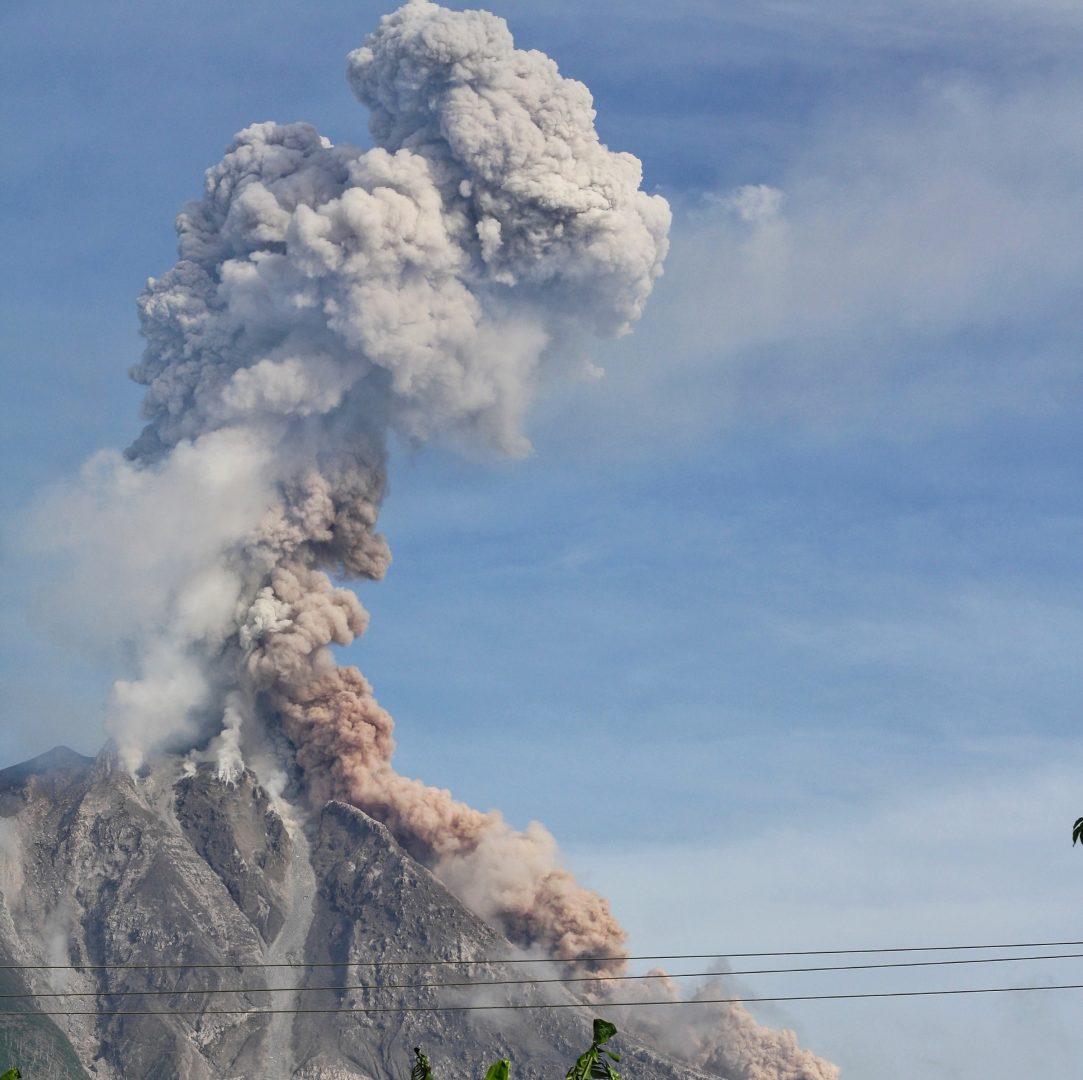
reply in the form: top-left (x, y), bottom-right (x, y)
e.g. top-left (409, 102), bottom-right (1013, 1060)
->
top-left (3, 1), bottom-right (1083, 1075)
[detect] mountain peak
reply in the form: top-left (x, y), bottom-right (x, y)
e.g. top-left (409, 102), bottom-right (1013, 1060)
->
top-left (0, 745), bottom-right (93, 789)
top-left (0, 750), bottom-right (737, 1080)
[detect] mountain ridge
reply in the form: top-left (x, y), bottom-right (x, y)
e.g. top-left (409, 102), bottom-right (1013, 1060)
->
top-left (0, 747), bottom-right (836, 1080)
top-left (0, 747), bottom-right (709, 1079)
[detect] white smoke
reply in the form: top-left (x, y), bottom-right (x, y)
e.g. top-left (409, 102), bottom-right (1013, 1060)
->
top-left (608, 974), bottom-right (840, 1080)
top-left (22, 4), bottom-right (836, 1075)
top-left (34, 0), bottom-right (668, 966)
top-left (0, 819), bottom-right (25, 909)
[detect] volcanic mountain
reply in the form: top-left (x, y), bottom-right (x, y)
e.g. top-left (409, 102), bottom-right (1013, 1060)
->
top-left (0, 747), bottom-right (836, 1080)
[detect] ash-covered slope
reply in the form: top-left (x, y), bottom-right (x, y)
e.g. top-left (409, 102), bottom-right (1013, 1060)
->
top-left (0, 747), bottom-right (750, 1080)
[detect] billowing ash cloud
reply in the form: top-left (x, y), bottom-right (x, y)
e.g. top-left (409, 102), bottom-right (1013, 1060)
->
top-left (75, 0), bottom-right (668, 969)
top-left (607, 974), bottom-right (840, 1080)
top-left (31, 4), bottom-right (835, 1075)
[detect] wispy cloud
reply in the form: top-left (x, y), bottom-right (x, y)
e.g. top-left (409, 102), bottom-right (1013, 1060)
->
top-left (535, 66), bottom-right (1083, 453)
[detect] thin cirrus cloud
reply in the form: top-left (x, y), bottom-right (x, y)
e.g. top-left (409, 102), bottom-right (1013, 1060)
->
top-left (557, 70), bottom-right (1083, 452)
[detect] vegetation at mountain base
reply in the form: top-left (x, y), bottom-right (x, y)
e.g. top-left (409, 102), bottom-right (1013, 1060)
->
top-left (413, 1018), bottom-right (621, 1080)
top-left (484, 1061), bottom-right (511, 1080)
top-left (565, 1019), bottom-right (623, 1080)
top-left (412, 1047), bottom-right (434, 1080)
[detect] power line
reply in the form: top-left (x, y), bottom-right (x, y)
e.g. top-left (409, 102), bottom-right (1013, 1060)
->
top-left (6, 950), bottom-right (1083, 1001)
top-left (4, 938), bottom-right (1083, 973)
top-left (9, 982), bottom-right (1083, 1018)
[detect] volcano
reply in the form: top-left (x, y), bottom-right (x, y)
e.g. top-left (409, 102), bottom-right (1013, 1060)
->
top-left (0, 747), bottom-right (835, 1080)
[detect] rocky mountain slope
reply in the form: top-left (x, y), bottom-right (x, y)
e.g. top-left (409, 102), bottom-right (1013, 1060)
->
top-left (0, 748), bottom-right (833, 1080)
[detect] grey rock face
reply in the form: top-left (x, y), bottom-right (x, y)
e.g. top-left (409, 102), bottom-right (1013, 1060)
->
top-left (0, 748), bottom-right (724, 1080)
top-left (174, 769), bottom-right (292, 945)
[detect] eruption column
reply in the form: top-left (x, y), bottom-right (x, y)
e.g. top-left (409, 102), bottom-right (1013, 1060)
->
top-left (33, 6), bottom-right (844, 1072)
top-left (118, 0), bottom-right (670, 968)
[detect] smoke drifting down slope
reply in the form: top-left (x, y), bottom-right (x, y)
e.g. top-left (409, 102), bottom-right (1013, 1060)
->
top-left (51, 0), bottom-right (669, 968)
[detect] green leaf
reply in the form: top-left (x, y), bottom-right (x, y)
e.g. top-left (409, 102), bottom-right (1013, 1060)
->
top-left (483, 1059), bottom-right (510, 1080)
top-left (1, 1069), bottom-right (22, 1080)
top-left (412, 1047), bottom-right (433, 1080)
top-left (566, 1049), bottom-right (596, 1080)
top-left (593, 1020), bottom-right (618, 1046)
top-left (591, 1059), bottom-right (621, 1080)
top-left (568, 1018), bottom-right (621, 1080)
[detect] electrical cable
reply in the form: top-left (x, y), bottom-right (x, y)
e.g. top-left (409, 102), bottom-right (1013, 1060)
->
top-left (3, 938), bottom-right (1083, 973)
top-left (4, 950), bottom-right (1083, 1001)
top-left (8, 982), bottom-right (1083, 1018)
